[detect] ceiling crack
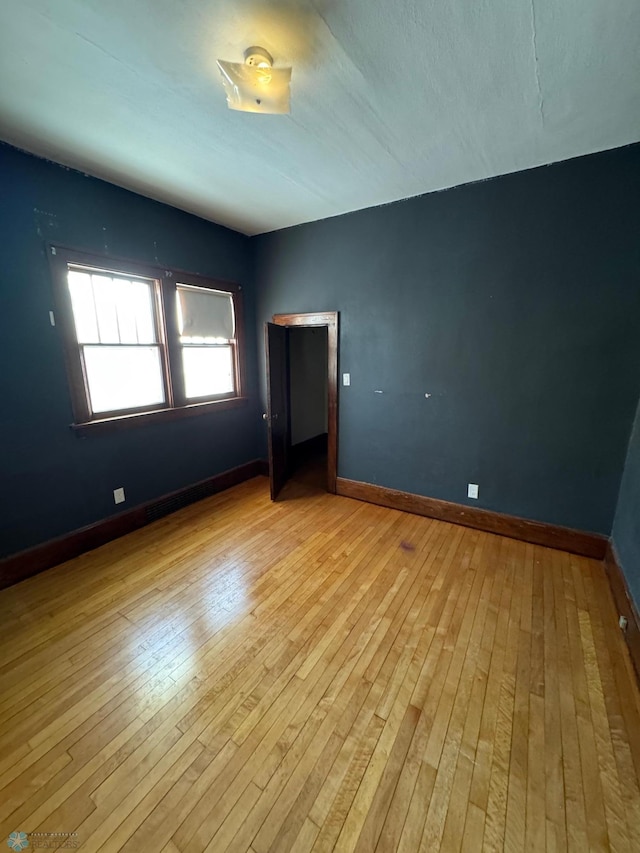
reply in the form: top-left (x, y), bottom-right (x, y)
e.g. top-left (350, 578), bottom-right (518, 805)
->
top-left (74, 31), bottom-right (142, 79)
top-left (308, 0), bottom-right (341, 45)
top-left (528, 0), bottom-right (545, 127)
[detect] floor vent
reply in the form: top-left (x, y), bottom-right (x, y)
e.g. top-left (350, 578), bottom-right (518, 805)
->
top-left (145, 480), bottom-right (219, 524)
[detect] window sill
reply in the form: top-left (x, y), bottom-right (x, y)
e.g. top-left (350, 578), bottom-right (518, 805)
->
top-left (71, 396), bottom-right (249, 436)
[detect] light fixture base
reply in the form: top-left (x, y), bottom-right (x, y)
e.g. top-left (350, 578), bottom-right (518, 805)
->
top-left (244, 46), bottom-right (273, 67)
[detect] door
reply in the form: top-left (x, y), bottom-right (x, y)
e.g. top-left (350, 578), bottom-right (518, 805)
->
top-left (265, 322), bottom-right (290, 500)
top-left (272, 312), bottom-right (338, 494)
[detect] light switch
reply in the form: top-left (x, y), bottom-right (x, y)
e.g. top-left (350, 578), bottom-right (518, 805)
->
top-left (343, 373), bottom-right (351, 386)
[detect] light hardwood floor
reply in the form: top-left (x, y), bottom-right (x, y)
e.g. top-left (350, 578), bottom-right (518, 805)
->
top-left (1, 474), bottom-right (639, 852)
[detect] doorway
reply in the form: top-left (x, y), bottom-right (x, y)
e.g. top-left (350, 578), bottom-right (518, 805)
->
top-left (264, 312), bottom-right (338, 500)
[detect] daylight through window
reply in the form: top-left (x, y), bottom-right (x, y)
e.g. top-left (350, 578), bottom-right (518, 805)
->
top-left (68, 270), bottom-right (165, 414)
top-left (51, 247), bottom-right (244, 429)
top-left (177, 284), bottom-right (236, 399)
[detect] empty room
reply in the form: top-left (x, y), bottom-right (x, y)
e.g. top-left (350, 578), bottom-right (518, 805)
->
top-left (1, 1), bottom-right (639, 851)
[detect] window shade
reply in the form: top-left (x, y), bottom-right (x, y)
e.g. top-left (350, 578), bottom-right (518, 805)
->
top-left (177, 286), bottom-right (235, 340)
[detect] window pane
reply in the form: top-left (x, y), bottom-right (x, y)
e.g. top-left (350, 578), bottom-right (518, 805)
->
top-left (91, 275), bottom-right (120, 343)
top-left (83, 345), bottom-right (165, 414)
top-left (177, 286), bottom-right (235, 341)
top-left (131, 281), bottom-right (156, 343)
top-left (68, 271), bottom-right (99, 343)
top-left (182, 346), bottom-right (234, 399)
top-left (68, 268), bottom-right (158, 346)
top-left (112, 279), bottom-right (139, 343)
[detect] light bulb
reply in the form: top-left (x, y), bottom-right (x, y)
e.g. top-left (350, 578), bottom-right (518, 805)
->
top-left (216, 46), bottom-right (291, 114)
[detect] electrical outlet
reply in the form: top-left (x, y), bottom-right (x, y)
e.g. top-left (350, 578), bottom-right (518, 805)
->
top-left (343, 373), bottom-right (351, 386)
top-left (467, 483), bottom-right (479, 499)
top-left (113, 487), bottom-right (125, 505)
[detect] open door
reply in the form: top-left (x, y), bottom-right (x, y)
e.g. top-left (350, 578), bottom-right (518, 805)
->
top-left (272, 312), bottom-right (338, 494)
top-left (265, 322), bottom-right (290, 500)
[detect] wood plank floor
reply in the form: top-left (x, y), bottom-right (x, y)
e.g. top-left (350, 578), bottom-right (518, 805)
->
top-left (1, 473), bottom-right (640, 852)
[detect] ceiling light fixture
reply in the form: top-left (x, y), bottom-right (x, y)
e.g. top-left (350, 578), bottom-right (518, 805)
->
top-left (216, 47), bottom-right (292, 115)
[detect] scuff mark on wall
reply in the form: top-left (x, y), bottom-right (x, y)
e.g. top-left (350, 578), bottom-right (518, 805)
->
top-left (34, 207), bottom-right (58, 238)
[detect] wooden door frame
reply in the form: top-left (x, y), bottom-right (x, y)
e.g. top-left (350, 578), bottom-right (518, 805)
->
top-left (264, 322), bottom-right (289, 501)
top-left (272, 312), bottom-right (338, 494)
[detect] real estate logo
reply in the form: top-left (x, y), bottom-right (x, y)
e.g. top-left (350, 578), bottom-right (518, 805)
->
top-left (6, 833), bottom-right (78, 850)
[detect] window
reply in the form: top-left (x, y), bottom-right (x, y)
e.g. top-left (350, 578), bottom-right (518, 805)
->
top-left (176, 284), bottom-right (236, 400)
top-left (67, 269), bottom-right (166, 415)
top-left (50, 246), bottom-right (245, 431)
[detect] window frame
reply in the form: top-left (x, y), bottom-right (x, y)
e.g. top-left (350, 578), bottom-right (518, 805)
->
top-left (172, 278), bottom-right (241, 407)
top-left (49, 245), bottom-right (247, 434)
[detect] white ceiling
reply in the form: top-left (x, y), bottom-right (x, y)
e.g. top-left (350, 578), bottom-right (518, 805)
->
top-left (1, 0), bottom-right (639, 235)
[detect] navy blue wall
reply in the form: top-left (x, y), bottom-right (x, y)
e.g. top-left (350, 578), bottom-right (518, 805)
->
top-left (254, 144), bottom-right (640, 534)
top-left (612, 398), bottom-right (640, 608)
top-left (3, 140), bottom-right (639, 564)
top-left (0, 143), bottom-right (261, 560)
